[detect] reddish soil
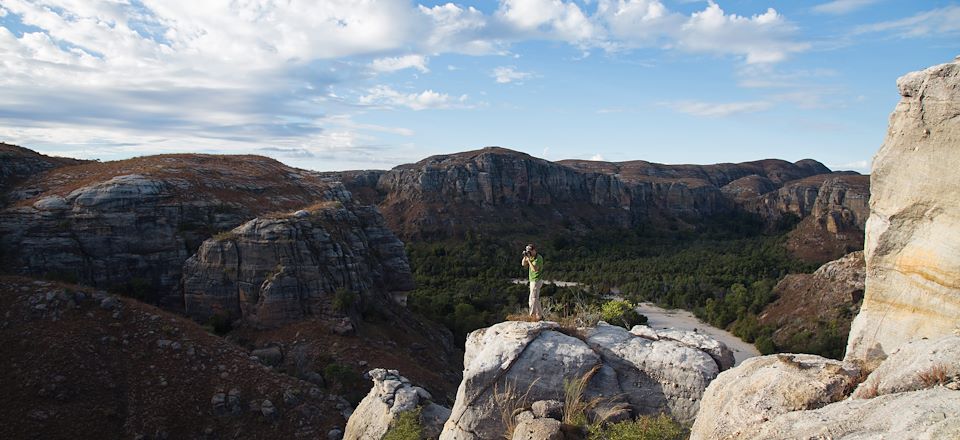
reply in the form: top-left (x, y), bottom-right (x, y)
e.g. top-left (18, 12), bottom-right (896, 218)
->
top-left (0, 276), bottom-right (345, 440)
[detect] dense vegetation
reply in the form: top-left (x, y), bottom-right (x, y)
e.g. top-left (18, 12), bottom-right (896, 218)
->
top-left (407, 214), bottom-right (819, 353)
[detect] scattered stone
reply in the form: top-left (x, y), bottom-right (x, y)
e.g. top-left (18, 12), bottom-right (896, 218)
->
top-left (251, 346), bottom-right (283, 366)
top-left (99, 297), bottom-right (119, 310)
top-left (531, 400), bottom-right (563, 420)
top-left (511, 418), bottom-right (563, 440)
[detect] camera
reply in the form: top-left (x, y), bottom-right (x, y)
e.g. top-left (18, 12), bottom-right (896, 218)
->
top-left (522, 249), bottom-right (531, 257)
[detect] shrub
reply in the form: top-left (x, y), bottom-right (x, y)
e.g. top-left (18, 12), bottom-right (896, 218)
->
top-left (383, 407), bottom-right (423, 440)
top-left (333, 287), bottom-right (357, 313)
top-left (323, 362), bottom-right (366, 405)
top-left (492, 379), bottom-right (539, 440)
top-left (600, 300), bottom-right (647, 329)
top-left (205, 313), bottom-right (233, 336)
top-left (918, 364), bottom-right (950, 388)
top-left (587, 414), bottom-right (685, 440)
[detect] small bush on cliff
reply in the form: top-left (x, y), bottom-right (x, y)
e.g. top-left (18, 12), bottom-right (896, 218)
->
top-left (383, 407), bottom-right (423, 440)
top-left (333, 287), bottom-right (357, 313)
top-left (205, 313), bottom-right (233, 336)
top-left (600, 300), bottom-right (647, 329)
top-left (587, 414), bottom-right (685, 440)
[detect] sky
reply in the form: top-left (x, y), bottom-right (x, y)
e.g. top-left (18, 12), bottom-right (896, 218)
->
top-left (0, 1), bottom-right (958, 172)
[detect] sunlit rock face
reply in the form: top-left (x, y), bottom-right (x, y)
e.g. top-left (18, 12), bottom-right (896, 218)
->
top-left (846, 57), bottom-right (960, 363)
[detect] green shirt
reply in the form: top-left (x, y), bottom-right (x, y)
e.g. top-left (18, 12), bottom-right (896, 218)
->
top-left (528, 254), bottom-right (543, 282)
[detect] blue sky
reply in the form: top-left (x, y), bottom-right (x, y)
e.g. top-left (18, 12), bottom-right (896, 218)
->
top-left (0, 1), bottom-right (957, 172)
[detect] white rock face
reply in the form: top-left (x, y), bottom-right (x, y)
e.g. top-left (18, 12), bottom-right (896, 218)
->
top-left (345, 369), bottom-right (450, 440)
top-left (634, 326), bottom-right (735, 371)
top-left (744, 388), bottom-right (960, 439)
top-left (440, 321), bottom-right (728, 440)
top-left (689, 353), bottom-right (860, 440)
top-left (846, 57), bottom-right (960, 363)
top-left (852, 335), bottom-right (960, 399)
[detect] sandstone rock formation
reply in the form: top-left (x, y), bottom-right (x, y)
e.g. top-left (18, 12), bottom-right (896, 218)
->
top-left (632, 325), bottom-right (736, 371)
top-left (689, 354), bottom-right (860, 440)
top-left (846, 56), bottom-right (960, 363)
top-left (759, 251), bottom-right (865, 357)
top-left (344, 369), bottom-right (450, 440)
top-left (690, 56), bottom-right (960, 440)
top-left (181, 204), bottom-right (413, 326)
top-left (0, 154), bottom-right (356, 308)
top-left (439, 321), bottom-right (729, 440)
top-left (331, 148), bottom-right (850, 240)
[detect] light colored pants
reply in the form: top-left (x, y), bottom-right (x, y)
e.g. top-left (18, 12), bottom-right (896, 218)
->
top-left (529, 279), bottom-right (544, 317)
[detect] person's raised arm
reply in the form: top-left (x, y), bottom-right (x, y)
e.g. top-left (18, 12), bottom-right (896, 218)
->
top-left (521, 255), bottom-right (530, 267)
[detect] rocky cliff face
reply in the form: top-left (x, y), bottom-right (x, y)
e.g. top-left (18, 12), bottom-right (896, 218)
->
top-left (333, 148), bottom-right (852, 240)
top-left (182, 205), bottom-right (413, 327)
top-left (846, 56), bottom-right (960, 363)
top-left (759, 251), bottom-right (865, 357)
top-left (438, 321), bottom-right (733, 439)
top-left (0, 154), bottom-right (354, 308)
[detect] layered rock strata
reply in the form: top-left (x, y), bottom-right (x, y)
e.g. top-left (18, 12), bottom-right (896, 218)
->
top-left (0, 154), bottom-right (354, 307)
top-left (846, 56), bottom-right (960, 363)
top-left (439, 321), bottom-right (731, 440)
top-left (182, 205), bottom-right (413, 326)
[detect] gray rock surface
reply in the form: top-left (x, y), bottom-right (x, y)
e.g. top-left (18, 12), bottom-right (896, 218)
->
top-left (846, 56), bottom-right (960, 363)
top-left (634, 326), bottom-right (735, 371)
top-left (344, 368), bottom-right (449, 440)
top-left (852, 335), bottom-right (960, 399)
top-left (744, 388), bottom-right (960, 439)
top-left (690, 353), bottom-right (860, 440)
top-left (511, 418), bottom-right (563, 440)
top-left (181, 205), bottom-right (413, 326)
top-left (440, 321), bottom-right (727, 439)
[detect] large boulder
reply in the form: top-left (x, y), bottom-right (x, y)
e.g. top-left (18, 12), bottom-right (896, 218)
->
top-left (344, 369), bottom-right (450, 440)
top-left (634, 326), bottom-right (736, 371)
top-left (181, 205), bottom-right (413, 326)
top-left (440, 321), bottom-right (727, 440)
top-left (690, 353), bottom-right (860, 440)
top-left (742, 388), bottom-right (960, 439)
top-left (846, 56), bottom-right (960, 363)
top-left (852, 335), bottom-right (960, 399)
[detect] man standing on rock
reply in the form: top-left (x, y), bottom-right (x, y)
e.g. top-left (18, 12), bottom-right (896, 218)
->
top-left (521, 244), bottom-right (544, 320)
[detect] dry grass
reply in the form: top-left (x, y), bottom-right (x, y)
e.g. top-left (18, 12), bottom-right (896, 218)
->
top-left (492, 378), bottom-right (540, 440)
top-left (918, 364), bottom-right (950, 388)
top-left (505, 314), bottom-right (541, 323)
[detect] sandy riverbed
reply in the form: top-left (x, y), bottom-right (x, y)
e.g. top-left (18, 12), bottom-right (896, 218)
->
top-left (635, 302), bottom-right (760, 366)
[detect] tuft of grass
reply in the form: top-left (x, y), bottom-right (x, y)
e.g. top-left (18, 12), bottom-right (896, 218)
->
top-left (587, 414), bottom-right (686, 440)
top-left (383, 407), bottom-right (423, 440)
top-left (564, 365), bottom-right (600, 426)
top-left (333, 287), bottom-right (358, 313)
top-left (212, 230), bottom-right (238, 241)
top-left (918, 364), bottom-right (950, 388)
top-left (600, 299), bottom-right (647, 329)
top-left (505, 313), bottom-right (541, 322)
top-left (492, 378), bottom-right (540, 440)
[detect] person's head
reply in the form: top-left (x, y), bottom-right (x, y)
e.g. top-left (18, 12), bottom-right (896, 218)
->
top-left (525, 243), bottom-right (537, 257)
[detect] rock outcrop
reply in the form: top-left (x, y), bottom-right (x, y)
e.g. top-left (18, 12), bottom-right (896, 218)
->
top-left (344, 369), bottom-right (450, 440)
top-left (846, 56), bottom-right (960, 363)
top-left (0, 154), bottom-right (356, 308)
top-left (332, 148), bottom-right (847, 240)
top-left (181, 205), bottom-right (413, 326)
top-left (689, 354), bottom-right (861, 440)
top-left (690, 56), bottom-right (960, 440)
top-left (632, 325), bottom-right (736, 371)
top-left (439, 321), bottom-right (730, 440)
top-left (0, 143), bottom-right (87, 197)
top-left (759, 251), bottom-right (865, 357)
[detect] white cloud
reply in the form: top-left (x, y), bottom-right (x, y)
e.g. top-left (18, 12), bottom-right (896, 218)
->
top-left (812, 0), bottom-right (879, 15)
top-left (590, 154), bottom-right (606, 161)
top-left (830, 160), bottom-right (870, 173)
top-left (492, 66), bottom-right (535, 84)
top-left (664, 100), bottom-right (773, 117)
top-left (359, 86), bottom-right (469, 111)
top-left (369, 55), bottom-right (429, 73)
top-left (677, 4), bottom-right (809, 64)
top-left (854, 6), bottom-right (960, 38)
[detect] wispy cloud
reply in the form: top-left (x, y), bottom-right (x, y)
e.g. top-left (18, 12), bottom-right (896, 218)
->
top-left (812, 0), bottom-right (880, 15)
top-left (853, 6), bottom-right (960, 38)
top-left (492, 66), bottom-right (535, 84)
top-left (358, 86), bottom-right (469, 111)
top-left (664, 100), bottom-right (773, 117)
top-left (369, 55), bottom-right (429, 74)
